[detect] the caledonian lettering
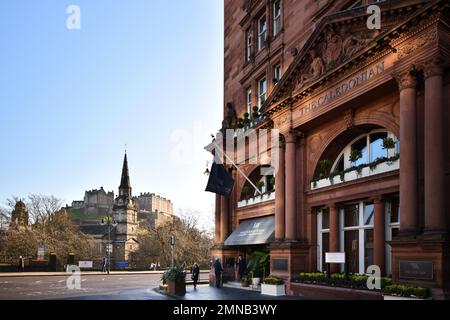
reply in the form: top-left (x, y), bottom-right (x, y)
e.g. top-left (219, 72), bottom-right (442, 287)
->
top-left (298, 61), bottom-right (385, 117)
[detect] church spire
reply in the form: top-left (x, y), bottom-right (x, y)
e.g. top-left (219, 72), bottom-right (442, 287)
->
top-left (119, 151), bottom-right (132, 198)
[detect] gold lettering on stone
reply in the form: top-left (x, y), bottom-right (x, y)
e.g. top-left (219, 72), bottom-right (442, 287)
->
top-left (297, 61), bottom-right (385, 118)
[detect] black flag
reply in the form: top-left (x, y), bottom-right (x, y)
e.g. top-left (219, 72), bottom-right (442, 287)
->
top-left (205, 162), bottom-right (234, 197)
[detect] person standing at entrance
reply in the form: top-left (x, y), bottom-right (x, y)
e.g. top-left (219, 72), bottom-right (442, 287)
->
top-left (237, 255), bottom-right (246, 281)
top-left (191, 262), bottom-right (200, 288)
top-left (18, 256), bottom-right (24, 272)
top-left (101, 257), bottom-right (107, 273)
top-left (213, 258), bottom-right (223, 288)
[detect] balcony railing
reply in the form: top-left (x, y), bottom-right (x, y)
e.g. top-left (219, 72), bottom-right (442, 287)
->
top-left (311, 156), bottom-right (399, 190)
top-left (237, 191), bottom-right (275, 208)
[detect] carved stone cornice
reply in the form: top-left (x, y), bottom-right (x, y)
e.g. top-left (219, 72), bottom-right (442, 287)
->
top-left (260, 0), bottom-right (444, 121)
top-left (395, 27), bottom-right (438, 60)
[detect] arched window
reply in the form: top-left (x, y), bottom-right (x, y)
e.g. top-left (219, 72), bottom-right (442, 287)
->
top-left (238, 166), bottom-right (276, 208)
top-left (312, 129), bottom-right (399, 189)
top-left (330, 130), bottom-right (398, 173)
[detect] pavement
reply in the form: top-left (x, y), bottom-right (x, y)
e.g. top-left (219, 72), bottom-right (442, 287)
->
top-left (159, 284), bottom-right (306, 300)
top-left (0, 272), bottom-right (306, 300)
top-left (0, 272), bottom-right (208, 300)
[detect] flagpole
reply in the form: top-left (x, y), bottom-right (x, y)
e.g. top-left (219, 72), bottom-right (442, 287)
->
top-left (212, 140), bottom-right (262, 196)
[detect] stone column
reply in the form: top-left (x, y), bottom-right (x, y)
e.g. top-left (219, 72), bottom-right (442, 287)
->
top-left (373, 198), bottom-right (385, 275)
top-left (275, 138), bottom-right (286, 241)
top-left (220, 195), bottom-right (229, 243)
top-left (215, 194), bottom-right (221, 243)
top-left (423, 59), bottom-right (446, 233)
top-left (329, 204), bottom-right (339, 273)
top-left (396, 70), bottom-right (418, 234)
top-left (285, 130), bottom-right (297, 241)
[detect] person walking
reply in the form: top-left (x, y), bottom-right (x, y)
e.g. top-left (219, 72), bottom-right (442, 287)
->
top-left (101, 257), bottom-right (107, 273)
top-left (213, 258), bottom-right (223, 288)
top-left (237, 255), bottom-right (246, 281)
top-left (18, 256), bottom-right (24, 272)
top-left (191, 262), bottom-right (200, 289)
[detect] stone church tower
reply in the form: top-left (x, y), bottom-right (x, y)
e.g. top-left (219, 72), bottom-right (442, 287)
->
top-left (112, 152), bottom-right (138, 262)
top-left (10, 200), bottom-right (29, 231)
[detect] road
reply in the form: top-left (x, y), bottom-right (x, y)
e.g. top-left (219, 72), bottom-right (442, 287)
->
top-left (0, 273), bottom-right (206, 300)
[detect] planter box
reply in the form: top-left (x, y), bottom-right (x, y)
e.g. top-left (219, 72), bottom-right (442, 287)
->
top-left (383, 295), bottom-right (431, 300)
top-left (261, 284), bottom-right (285, 296)
top-left (167, 280), bottom-right (186, 295)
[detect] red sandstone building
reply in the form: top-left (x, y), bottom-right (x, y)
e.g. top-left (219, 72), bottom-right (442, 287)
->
top-left (207, 0), bottom-right (450, 298)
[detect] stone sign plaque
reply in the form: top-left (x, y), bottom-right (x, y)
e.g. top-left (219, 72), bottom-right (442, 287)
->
top-left (272, 258), bottom-right (288, 271)
top-left (399, 261), bottom-right (433, 280)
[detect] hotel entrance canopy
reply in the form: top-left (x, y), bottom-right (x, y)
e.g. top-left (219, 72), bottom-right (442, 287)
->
top-left (224, 215), bottom-right (275, 246)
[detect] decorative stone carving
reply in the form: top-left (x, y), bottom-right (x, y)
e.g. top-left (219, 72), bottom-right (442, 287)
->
top-left (295, 50), bottom-right (325, 90)
top-left (293, 26), bottom-right (373, 92)
top-left (322, 27), bottom-right (343, 68)
top-left (397, 28), bottom-right (438, 59)
top-left (422, 56), bottom-right (444, 79)
top-left (393, 69), bottom-right (417, 91)
top-left (340, 26), bottom-right (366, 57)
top-left (344, 109), bottom-right (355, 129)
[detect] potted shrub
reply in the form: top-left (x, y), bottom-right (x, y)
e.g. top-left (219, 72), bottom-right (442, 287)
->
top-left (241, 274), bottom-right (250, 287)
top-left (247, 251), bottom-right (270, 286)
top-left (243, 113), bottom-right (251, 128)
top-left (268, 176), bottom-right (275, 192)
top-left (382, 137), bottom-right (396, 164)
top-left (318, 159), bottom-right (332, 179)
top-left (241, 185), bottom-right (251, 202)
top-left (162, 266), bottom-right (186, 295)
top-left (237, 118), bottom-right (244, 129)
top-left (382, 137), bottom-right (395, 155)
top-left (349, 149), bottom-right (362, 165)
top-left (261, 276), bottom-right (285, 296)
top-left (383, 284), bottom-right (431, 300)
top-left (256, 181), bottom-right (265, 198)
top-left (252, 106), bottom-right (260, 123)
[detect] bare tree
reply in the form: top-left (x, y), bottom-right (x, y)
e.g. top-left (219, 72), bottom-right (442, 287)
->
top-left (0, 207), bottom-right (10, 230)
top-left (131, 209), bottom-right (213, 269)
top-left (27, 194), bottom-right (63, 223)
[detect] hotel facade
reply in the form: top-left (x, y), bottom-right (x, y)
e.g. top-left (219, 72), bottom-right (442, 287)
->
top-left (208, 0), bottom-right (450, 298)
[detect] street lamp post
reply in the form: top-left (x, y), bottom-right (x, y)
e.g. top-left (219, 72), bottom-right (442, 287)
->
top-left (169, 236), bottom-right (175, 268)
top-left (101, 214), bottom-right (117, 275)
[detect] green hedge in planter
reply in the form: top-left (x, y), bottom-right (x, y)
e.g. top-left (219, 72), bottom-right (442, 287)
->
top-left (294, 272), bottom-right (392, 291)
top-left (161, 266), bottom-right (186, 284)
top-left (383, 285), bottom-right (429, 299)
top-left (263, 276), bottom-right (283, 285)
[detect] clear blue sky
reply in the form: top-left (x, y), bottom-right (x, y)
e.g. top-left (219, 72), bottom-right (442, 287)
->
top-left (0, 0), bottom-right (223, 228)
